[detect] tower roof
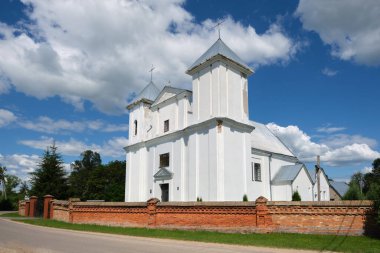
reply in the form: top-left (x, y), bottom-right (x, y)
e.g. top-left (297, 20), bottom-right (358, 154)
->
top-left (186, 38), bottom-right (252, 74)
top-left (127, 81), bottom-right (160, 109)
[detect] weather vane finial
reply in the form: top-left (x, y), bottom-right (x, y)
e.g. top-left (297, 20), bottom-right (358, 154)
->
top-left (149, 64), bottom-right (155, 82)
top-left (211, 19), bottom-right (225, 39)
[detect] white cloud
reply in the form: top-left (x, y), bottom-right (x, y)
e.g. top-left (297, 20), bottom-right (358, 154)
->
top-left (19, 116), bottom-right (128, 134)
top-left (19, 136), bottom-right (128, 158)
top-left (267, 123), bottom-right (380, 166)
top-left (321, 134), bottom-right (377, 149)
top-left (316, 126), bottom-right (345, 134)
top-left (0, 0), bottom-right (299, 114)
top-left (321, 67), bottom-right (337, 77)
top-left (361, 166), bottom-right (372, 174)
top-left (0, 109), bottom-right (17, 127)
top-left (0, 153), bottom-right (40, 180)
top-left (323, 144), bottom-right (380, 166)
top-left (296, 0), bottom-right (380, 66)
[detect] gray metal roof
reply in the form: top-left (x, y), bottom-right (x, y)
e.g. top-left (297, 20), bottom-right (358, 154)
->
top-left (187, 38), bottom-right (251, 72)
top-left (250, 121), bottom-right (295, 157)
top-left (307, 168), bottom-right (316, 184)
top-left (330, 181), bottom-right (349, 197)
top-left (128, 81), bottom-right (160, 107)
top-left (272, 164), bottom-right (304, 184)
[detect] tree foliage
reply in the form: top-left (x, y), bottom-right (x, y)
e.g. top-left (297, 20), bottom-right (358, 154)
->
top-left (68, 150), bottom-right (102, 199)
top-left (29, 144), bottom-right (68, 199)
top-left (0, 166), bottom-right (22, 210)
top-left (345, 158), bottom-right (380, 223)
top-left (84, 160), bottom-right (126, 201)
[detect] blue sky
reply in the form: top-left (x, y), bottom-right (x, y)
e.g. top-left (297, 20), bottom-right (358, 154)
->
top-left (0, 0), bottom-right (379, 182)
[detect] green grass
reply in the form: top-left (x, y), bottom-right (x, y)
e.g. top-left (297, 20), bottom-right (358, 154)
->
top-left (0, 212), bottom-right (21, 217)
top-left (17, 219), bottom-right (380, 253)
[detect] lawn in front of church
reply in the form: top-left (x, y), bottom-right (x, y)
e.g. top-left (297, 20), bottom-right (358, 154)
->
top-left (15, 218), bottom-right (380, 253)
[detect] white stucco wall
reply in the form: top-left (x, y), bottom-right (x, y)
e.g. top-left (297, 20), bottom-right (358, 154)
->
top-left (272, 184), bottom-right (292, 201)
top-left (292, 168), bottom-right (313, 201)
top-left (192, 61), bottom-right (248, 124)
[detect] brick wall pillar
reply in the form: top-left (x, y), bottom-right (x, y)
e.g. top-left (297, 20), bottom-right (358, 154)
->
top-left (25, 200), bottom-right (30, 216)
top-left (147, 198), bottom-right (160, 227)
top-left (29, 196), bottom-right (37, 217)
top-left (43, 195), bottom-right (54, 219)
top-left (255, 196), bottom-right (272, 228)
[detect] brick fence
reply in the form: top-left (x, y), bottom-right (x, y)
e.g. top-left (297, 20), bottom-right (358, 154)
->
top-left (19, 196), bottom-right (379, 236)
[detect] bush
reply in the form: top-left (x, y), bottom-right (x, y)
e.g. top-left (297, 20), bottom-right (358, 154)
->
top-left (0, 198), bottom-right (14, 211)
top-left (243, 194), bottom-right (248, 201)
top-left (292, 191), bottom-right (301, 201)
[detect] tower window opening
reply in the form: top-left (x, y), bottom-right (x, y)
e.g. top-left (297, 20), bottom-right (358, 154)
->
top-left (134, 120), bottom-right (138, 136)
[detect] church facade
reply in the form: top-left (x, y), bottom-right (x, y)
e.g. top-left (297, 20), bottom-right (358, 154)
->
top-left (124, 39), bottom-right (330, 202)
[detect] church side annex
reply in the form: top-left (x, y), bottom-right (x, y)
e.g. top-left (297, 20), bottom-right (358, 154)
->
top-left (124, 38), bottom-right (330, 202)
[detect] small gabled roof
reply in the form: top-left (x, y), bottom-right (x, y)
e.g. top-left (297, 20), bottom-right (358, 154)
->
top-left (151, 86), bottom-right (191, 108)
top-left (186, 38), bottom-right (252, 74)
top-left (127, 81), bottom-right (160, 109)
top-left (272, 164), bottom-right (305, 184)
top-left (250, 121), bottom-right (295, 157)
top-left (308, 166), bottom-right (329, 184)
top-left (153, 167), bottom-right (173, 181)
top-left (329, 181), bottom-right (349, 198)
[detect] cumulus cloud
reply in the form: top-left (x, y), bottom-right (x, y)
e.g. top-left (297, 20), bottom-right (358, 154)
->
top-left (361, 166), bottom-right (372, 174)
top-left (0, 0), bottom-right (299, 114)
top-left (0, 109), bottom-right (17, 127)
top-left (267, 123), bottom-right (380, 166)
top-left (296, 0), bottom-right (380, 66)
top-left (321, 68), bottom-right (337, 77)
top-left (19, 116), bottom-right (129, 134)
top-left (0, 153), bottom-right (40, 180)
top-left (19, 136), bottom-right (128, 158)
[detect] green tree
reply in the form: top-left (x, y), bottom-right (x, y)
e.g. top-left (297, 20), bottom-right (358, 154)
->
top-left (373, 158), bottom-right (380, 176)
top-left (85, 160), bottom-right (126, 201)
top-left (0, 167), bottom-right (22, 210)
top-left (0, 165), bottom-right (6, 199)
top-left (18, 181), bottom-right (29, 200)
top-left (29, 144), bottom-right (68, 199)
top-left (343, 182), bottom-right (364, 200)
top-left (4, 175), bottom-right (21, 209)
top-left (68, 150), bottom-right (102, 199)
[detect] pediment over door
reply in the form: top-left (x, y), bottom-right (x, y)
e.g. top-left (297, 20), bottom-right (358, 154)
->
top-left (153, 167), bottom-right (173, 181)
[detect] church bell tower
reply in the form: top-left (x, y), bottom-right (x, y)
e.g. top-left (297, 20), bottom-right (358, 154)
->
top-left (186, 38), bottom-right (253, 123)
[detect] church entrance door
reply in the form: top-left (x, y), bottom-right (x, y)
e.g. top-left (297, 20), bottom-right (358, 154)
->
top-left (160, 183), bottom-right (169, 202)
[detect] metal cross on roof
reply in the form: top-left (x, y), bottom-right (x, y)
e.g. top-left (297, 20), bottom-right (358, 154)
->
top-left (149, 65), bottom-right (155, 82)
top-left (211, 19), bottom-right (225, 39)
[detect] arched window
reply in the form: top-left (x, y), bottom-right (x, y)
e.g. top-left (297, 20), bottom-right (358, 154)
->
top-left (134, 120), bottom-right (138, 136)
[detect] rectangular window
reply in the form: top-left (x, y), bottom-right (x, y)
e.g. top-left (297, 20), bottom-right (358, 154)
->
top-left (253, 163), bottom-right (261, 181)
top-left (160, 153), bottom-right (169, 167)
top-left (251, 162), bottom-right (254, 181)
top-left (164, 120), bottom-right (169, 132)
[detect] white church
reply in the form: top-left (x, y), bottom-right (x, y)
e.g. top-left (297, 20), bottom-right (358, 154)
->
top-left (124, 38), bottom-right (330, 202)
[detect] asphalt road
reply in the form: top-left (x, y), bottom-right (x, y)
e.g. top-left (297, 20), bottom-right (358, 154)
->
top-left (0, 218), bottom-right (317, 253)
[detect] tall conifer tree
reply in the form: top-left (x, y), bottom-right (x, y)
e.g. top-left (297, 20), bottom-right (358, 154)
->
top-left (30, 144), bottom-right (68, 199)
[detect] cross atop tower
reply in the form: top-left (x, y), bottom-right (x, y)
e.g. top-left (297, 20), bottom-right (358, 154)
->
top-left (149, 65), bottom-right (155, 82)
top-left (211, 20), bottom-right (225, 39)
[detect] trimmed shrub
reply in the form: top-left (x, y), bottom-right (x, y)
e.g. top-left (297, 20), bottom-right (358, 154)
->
top-left (292, 191), bottom-right (301, 201)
